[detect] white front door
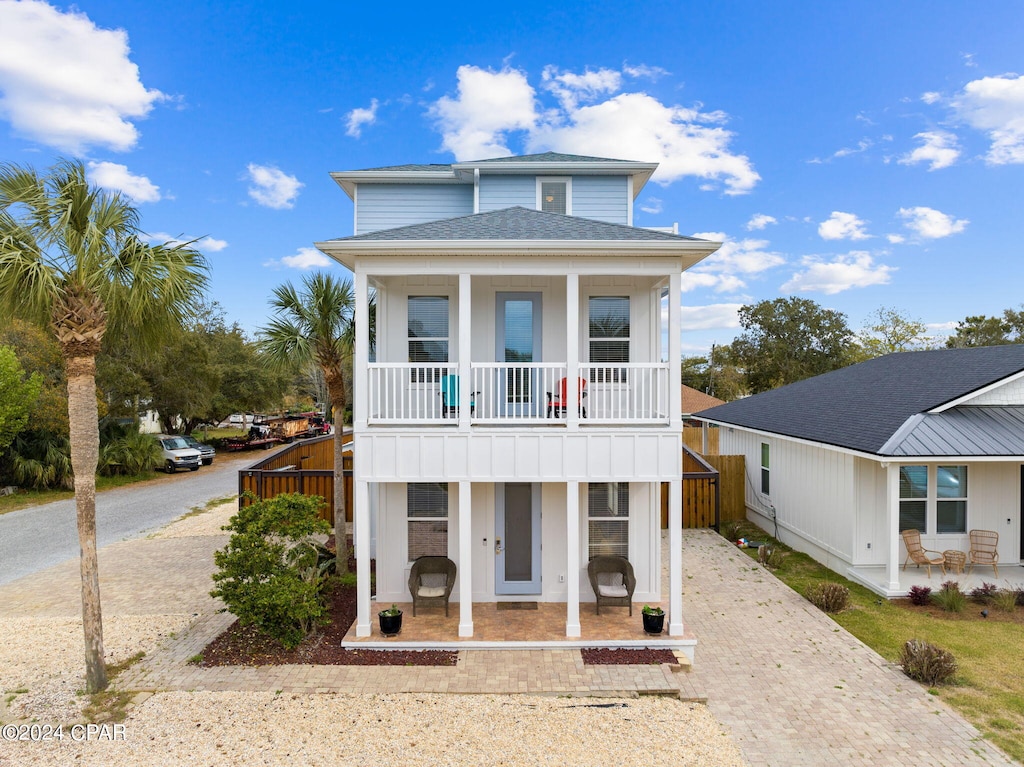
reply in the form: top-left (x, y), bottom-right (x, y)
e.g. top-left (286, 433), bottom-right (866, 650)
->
top-left (495, 482), bottom-right (541, 594)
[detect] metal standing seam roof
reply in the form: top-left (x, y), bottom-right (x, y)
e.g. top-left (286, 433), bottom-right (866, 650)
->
top-left (695, 345), bottom-right (1024, 456)
top-left (329, 206), bottom-right (707, 243)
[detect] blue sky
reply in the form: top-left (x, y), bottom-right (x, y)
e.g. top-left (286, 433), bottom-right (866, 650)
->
top-left (1, 0), bottom-right (1022, 354)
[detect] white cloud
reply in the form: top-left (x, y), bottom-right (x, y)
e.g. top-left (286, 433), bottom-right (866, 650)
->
top-left (886, 233), bottom-right (906, 244)
top-left (622, 63), bottom-right (669, 80)
top-left (429, 65), bottom-right (539, 160)
top-left (345, 98), bottom-right (379, 138)
top-left (541, 65), bottom-right (621, 110)
top-left (898, 130), bottom-right (960, 170)
top-left (146, 232), bottom-right (228, 253)
top-left (951, 74), bottom-right (1024, 164)
top-left (265, 247), bottom-right (332, 270)
top-left (639, 197), bottom-right (663, 215)
top-left (745, 213), bottom-right (776, 231)
top-left (87, 161), bottom-right (160, 203)
top-left (921, 91), bottom-right (942, 105)
top-left (781, 252), bottom-right (894, 294)
top-left (680, 304), bottom-right (743, 331)
top-left (681, 231), bottom-right (786, 293)
top-left (0, 0), bottom-right (164, 153)
top-left (429, 64), bottom-right (759, 194)
top-left (246, 163), bottom-right (303, 209)
top-left (818, 211), bottom-right (870, 241)
top-left (898, 206), bottom-right (969, 238)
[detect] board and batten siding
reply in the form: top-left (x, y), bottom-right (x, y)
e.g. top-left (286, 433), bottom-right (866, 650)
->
top-left (719, 428), bottom-right (857, 566)
top-left (572, 176), bottom-right (629, 224)
top-left (355, 184), bottom-right (473, 234)
top-left (478, 175), bottom-right (536, 212)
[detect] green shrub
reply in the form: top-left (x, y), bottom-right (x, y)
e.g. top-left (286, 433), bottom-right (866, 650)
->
top-left (4, 430), bottom-right (72, 489)
top-left (99, 431), bottom-right (160, 476)
top-left (806, 581), bottom-right (850, 613)
top-left (992, 589), bottom-right (1019, 613)
top-left (210, 493), bottom-right (331, 649)
top-left (932, 581), bottom-right (966, 613)
top-left (757, 544), bottom-right (786, 569)
top-left (899, 639), bottom-right (958, 685)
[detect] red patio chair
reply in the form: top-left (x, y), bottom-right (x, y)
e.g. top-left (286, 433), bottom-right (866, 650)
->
top-left (546, 377), bottom-right (587, 419)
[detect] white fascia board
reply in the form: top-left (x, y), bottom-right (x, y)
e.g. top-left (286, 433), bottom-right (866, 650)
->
top-left (329, 170), bottom-right (464, 199)
top-left (929, 368), bottom-right (1024, 413)
top-left (315, 238), bottom-right (722, 271)
top-left (698, 416), bottom-right (1024, 464)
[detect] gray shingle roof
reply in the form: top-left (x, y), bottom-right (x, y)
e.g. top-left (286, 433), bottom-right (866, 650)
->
top-left (340, 206), bottom-right (706, 242)
top-left (696, 345), bottom-right (1024, 455)
top-left (352, 163), bottom-right (454, 172)
top-left (460, 151), bottom-right (638, 164)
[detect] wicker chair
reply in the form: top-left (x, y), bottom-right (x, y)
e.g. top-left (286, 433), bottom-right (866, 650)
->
top-left (967, 529), bottom-right (999, 577)
top-left (901, 529), bottom-right (945, 578)
top-left (587, 555), bottom-right (637, 615)
top-left (408, 556), bottom-right (457, 617)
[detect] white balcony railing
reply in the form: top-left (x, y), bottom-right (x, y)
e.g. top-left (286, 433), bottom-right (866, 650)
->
top-left (365, 363), bottom-right (671, 425)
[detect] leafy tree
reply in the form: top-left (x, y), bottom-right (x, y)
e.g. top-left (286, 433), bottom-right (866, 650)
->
top-left (730, 297), bottom-right (855, 393)
top-left (0, 346), bottom-right (42, 451)
top-left (945, 315), bottom-right (1012, 348)
top-left (680, 345), bottom-right (746, 401)
top-left (259, 273), bottom-right (357, 571)
top-left (0, 159), bottom-right (207, 692)
top-left (0, 319), bottom-right (71, 434)
top-left (857, 306), bottom-right (934, 358)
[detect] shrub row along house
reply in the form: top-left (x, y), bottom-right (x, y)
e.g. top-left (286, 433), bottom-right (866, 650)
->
top-left (696, 345), bottom-right (1024, 597)
top-left (315, 152), bottom-right (721, 648)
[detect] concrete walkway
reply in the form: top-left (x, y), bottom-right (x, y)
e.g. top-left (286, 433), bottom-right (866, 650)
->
top-left (0, 504), bottom-right (1015, 766)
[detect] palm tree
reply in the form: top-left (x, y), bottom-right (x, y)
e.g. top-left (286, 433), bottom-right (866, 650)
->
top-left (0, 159), bottom-right (207, 692)
top-left (259, 272), bottom-right (363, 572)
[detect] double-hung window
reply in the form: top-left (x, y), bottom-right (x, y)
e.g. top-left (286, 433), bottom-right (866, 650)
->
top-left (588, 482), bottom-right (629, 559)
top-left (898, 465), bottom-right (967, 534)
top-left (760, 443), bottom-right (770, 495)
top-left (936, 466), bottom-right (967, 534)
top-left (408, 483), bottom-right (448, 560)
top-left (537, 178), bottom-right (570, 215)
top-left (899, 466), bottom-right (928, 532)
top-left (588, 296), bottom-right (629, 383)
top-left (408, 296), bottom-right (448, 382)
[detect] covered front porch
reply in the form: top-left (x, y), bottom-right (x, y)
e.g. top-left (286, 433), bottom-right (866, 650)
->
top-left (847, 561), bottom-right (1024, 598)
top-left (344, 530), bottom-right (697, 660)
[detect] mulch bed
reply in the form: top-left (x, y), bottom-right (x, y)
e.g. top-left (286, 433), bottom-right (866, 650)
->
top-left (581, 648), bottom-right (679, 665)
top-left (198, 542), bottom-right (457, 668)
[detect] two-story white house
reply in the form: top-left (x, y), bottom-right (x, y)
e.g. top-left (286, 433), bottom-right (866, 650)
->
top-left (316, 152), bottom-right (720, 646)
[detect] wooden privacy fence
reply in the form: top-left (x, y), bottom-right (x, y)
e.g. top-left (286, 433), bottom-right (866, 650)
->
top-left (683, 424), bottom-right (719, 455)
top-left (661, 448), bottom-right (746, 529)
top-left (238, 431), bottom-right (353, 524)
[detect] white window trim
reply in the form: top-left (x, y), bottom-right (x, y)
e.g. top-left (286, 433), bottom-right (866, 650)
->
top-left (407, 294), bottom-right (451, 384)
top-left (585, 482), bottom-right (630, 560)
top-left (760, 442), bottom-right (770, 496)
top-left (536, 176), bottom-right (572, 215)
top-left (407, 482), bottom-right (449, 564)
top-left (898, 464), bottom-right (969, 536)
top-left (584, 293), bottom-right (631, 371)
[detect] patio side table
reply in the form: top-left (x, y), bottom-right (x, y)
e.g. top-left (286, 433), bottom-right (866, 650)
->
top-left (943, 549), bottom-right (966, 575)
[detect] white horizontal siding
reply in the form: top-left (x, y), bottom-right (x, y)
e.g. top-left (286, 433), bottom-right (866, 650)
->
top-left (478, 176), bottom-right (535, 211)
top-left (573, 176), bottom-right (629, 224)
top-left (356, 184), bottom-right (473, 234)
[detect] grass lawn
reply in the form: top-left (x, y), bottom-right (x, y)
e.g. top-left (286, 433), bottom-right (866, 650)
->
top-left (724, 520), bottom-right (1024, 763)
top-left (0, 471), bottom-right (169, 515)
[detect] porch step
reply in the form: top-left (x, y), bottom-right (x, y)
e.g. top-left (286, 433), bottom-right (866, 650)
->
top-left (669, 650), bottom-right (693, 672)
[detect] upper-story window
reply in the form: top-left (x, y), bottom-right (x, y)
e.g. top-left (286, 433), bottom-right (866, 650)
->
top-left (537, 177), bottom-right (571, 215)
top-left (588, 296), bottom-right (629, 382)
top-left (408, 296), bottom-right (448, 382)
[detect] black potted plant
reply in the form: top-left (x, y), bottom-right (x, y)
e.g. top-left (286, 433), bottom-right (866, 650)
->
top-left (378, 604), bottom-right (403, 636)
top-left (641, 604), bottom-right (665, 635)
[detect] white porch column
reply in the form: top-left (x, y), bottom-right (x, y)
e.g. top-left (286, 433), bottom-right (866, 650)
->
top-left (458, 480), bottom-right (473, 637)
top-left (354, 270), bottom-right (369, 430)
top-left (668, 477), bottom-right (684, 636)
top-left (566, 480), bottom-right (581, 637)
top-left (669, 271), bottom-right (682, 431)
top-left (885, 463), bottom-right (901, 592)
top-left (458, 273), bottom-right (471, 432)
top-left (566, 273), bottom-right (580, 431)
top-left (355, 479), bottom-right (371, 637)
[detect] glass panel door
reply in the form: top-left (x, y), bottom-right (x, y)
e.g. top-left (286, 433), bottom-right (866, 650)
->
top-left (496, 293), bottom-right (542, 417)
top-left (495, 483), bottom-right (541, 594)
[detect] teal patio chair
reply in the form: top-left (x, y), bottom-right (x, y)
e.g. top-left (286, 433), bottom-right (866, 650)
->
top-left (439, 375), bottom-right (478, 418)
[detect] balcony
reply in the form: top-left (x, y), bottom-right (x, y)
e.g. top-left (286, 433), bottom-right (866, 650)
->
top-left (366, 363), bottom-right (671, 426)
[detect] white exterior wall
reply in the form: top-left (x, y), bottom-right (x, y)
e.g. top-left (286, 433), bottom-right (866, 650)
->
top-left (719, 427), bottom-right (1023, 573)
top-left (961, 374), bottom-right (1024, 405)
top-left (719, 428), bottom-right (857, 568)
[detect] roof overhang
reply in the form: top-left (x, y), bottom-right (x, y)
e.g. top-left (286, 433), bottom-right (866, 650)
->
top-left (450, 160), bottom-right (658, 197)
top-left (330, 170), bottom-right (462, 199)
top-left (315, 238), bottom-right (722, 271)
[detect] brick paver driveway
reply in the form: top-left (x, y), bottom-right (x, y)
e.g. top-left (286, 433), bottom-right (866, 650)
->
top-left (680, 530), bottom-right (1015, 767)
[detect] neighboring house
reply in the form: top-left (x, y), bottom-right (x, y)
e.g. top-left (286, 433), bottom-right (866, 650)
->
top-left (695, 346), bottom-right (1024, 596)
top-left (316, 152), bottom-right (721, 643)
top-left (682, 384), bottom-right (724, 422)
